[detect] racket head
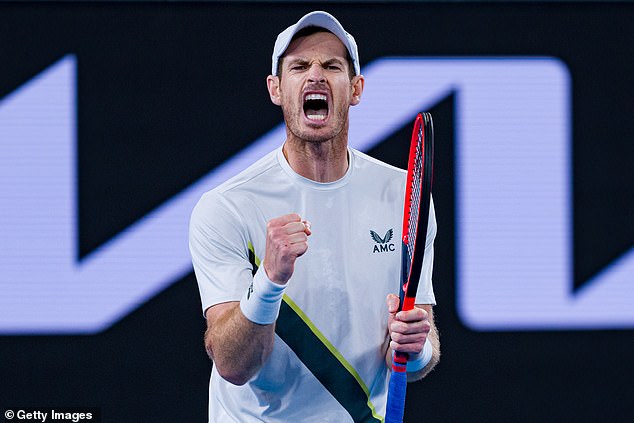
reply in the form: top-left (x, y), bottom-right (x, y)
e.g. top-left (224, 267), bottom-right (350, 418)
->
top-left (399, 112), bottom-right (434, 312)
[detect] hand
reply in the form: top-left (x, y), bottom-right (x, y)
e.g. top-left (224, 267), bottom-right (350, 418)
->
top-left (386, 294), bottom-right (430, 356)
top-left (263, 213), bottom-right (312, 284)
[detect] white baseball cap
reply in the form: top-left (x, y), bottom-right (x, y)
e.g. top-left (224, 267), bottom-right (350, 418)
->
top-left (271, 11), bottom-right (360, 76)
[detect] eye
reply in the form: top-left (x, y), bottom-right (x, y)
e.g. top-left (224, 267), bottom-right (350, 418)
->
top-left (288, 62), bottom-right (308, 72)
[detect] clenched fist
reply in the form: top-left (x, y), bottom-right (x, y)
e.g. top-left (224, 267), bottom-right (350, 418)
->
top-left (263, 213), bottom-right (312, 285)
top-left (386, 293), bottom-right (430, 355)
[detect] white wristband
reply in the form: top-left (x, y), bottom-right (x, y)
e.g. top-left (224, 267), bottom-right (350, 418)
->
top-left (405, 339), bottom-right (433, 373)
top-left (239, 268), bottom-right (287, 325)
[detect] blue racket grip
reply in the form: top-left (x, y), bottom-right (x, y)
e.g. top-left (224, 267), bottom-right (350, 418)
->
top-left (385, 358), bottom-right (408, 423)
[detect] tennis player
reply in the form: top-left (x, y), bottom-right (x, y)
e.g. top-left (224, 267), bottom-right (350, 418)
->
top-left (189, 11), bottom-right (440, 422)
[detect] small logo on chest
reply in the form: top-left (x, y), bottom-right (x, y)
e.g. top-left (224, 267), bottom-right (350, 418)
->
top-left (370, 229), bottom-right (396, 253)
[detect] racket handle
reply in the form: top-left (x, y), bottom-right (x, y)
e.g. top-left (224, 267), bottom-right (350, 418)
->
top-left (385, 352), bottom-right (408, 423)
top-left (401, 295), bottom-right (415, 312)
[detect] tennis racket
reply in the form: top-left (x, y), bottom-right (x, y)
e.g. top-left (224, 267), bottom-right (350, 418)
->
top-left (385, 112), bottom-right (434, 423)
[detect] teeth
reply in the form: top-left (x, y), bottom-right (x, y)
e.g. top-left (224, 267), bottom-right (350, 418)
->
top-left (305, 94), bottom-right (327, 101)
top-left (307, 114), bottom-right (326, 121)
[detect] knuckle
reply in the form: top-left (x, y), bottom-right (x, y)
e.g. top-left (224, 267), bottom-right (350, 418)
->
top-left (289, 213), bottom-right (301, 221)
top-left (390, 332), bottom-right (404, 343)
top-left (267, 227), bottom-right (279, 240)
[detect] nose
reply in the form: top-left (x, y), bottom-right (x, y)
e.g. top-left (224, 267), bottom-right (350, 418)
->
top-left (307, 63), bottom-right (326, 83)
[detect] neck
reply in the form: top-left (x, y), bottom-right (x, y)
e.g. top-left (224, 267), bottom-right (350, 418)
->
top-left (282, 137), bottom-right (349, 183)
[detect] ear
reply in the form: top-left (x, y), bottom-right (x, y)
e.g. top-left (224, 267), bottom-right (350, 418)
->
top-left (350, 74), bottom-right (365, 106)
top-left (267, 75), bottom-right (282, 106)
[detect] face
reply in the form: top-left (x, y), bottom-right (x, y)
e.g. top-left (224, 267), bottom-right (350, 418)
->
top-left (267, 31), bottom-right (364, 144)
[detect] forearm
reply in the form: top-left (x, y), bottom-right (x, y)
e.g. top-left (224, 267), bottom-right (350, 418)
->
top-left (205, 302), bottom-right (276, 386)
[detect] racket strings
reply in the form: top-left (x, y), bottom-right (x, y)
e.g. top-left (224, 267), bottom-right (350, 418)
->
top-left (406, 129), bottom-right (424, 272)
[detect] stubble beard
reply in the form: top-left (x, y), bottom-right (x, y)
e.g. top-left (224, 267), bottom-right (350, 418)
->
top-left (282, 103), bottom-right (349, 145)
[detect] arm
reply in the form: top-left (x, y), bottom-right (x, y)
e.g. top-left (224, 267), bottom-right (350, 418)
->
top-left (204, 301), bottom-right (275, 385)
top-left (385, 296), bottom-right (441, 382)
top-left (202, 213), bottom-right (311, 385)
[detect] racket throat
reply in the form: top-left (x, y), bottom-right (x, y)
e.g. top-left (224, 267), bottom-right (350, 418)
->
top-left (399, 240), bottom-right (411, 311)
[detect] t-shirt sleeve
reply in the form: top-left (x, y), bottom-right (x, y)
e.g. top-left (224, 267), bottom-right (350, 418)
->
top-left (415, 195), bottom-right (437, 306)
top-left (189, 190), bottom-right (254, 316)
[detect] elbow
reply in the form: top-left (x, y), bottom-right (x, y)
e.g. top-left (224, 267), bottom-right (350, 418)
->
top-left (206, 341), bottom-right (253, 386)
top-left (216, 367), bottom-right (252, 386)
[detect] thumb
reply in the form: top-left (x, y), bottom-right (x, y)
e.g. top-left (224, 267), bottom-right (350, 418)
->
top-left (386, 293), bottom-right (400, 314)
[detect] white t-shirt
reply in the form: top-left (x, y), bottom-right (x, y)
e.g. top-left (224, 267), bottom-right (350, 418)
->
top-left (189, 146), bottom-right (436, 422)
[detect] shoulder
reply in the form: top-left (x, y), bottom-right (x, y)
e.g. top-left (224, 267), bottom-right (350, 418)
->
top-left (350, 148), bottom-right (406, 176)
top-left (191, 149), bottom-right (280, 227)
top-left (214, 149), bottom-right (281, 196)
top-left (349, 148), bottom-right (406, 192)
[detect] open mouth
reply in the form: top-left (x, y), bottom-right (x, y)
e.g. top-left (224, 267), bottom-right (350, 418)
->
top-left (303, 93), bottom-right (328, 122)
